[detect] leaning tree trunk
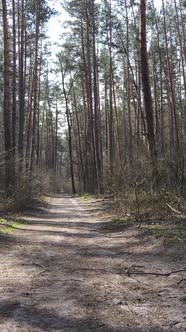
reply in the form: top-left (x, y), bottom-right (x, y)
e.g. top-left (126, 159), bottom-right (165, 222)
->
top-left (140, 0), bottom-right (159, 190)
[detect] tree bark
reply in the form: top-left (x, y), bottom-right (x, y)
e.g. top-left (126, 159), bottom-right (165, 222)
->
top-left (60, 62), bottom-right (76, 194)
top-left (2, 0), bottom-right (13, 195)
top-left (140, 0), bottom-right (159, 189)
top-left (18, 0), bottom-right (25, 171)
top-left (11, 0), bottom-right (16, 181)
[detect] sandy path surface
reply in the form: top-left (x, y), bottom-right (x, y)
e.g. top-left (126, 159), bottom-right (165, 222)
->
top-left (0, 194), bottom-right (185, 332)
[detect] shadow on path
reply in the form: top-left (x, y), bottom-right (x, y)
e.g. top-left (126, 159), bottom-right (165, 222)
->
top-left (0, 300), bottom-right (167, 332)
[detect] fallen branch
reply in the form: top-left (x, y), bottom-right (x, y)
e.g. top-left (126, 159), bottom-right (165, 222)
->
top-left (21, 263), bottom-right (49, 274)
top-left (177, 278), bottom-right (186, 285)
top-left (52, 278), bottom-right (94, 285)
top-left (75, 266), bottom-right (186, 278)
top-left (166, 203), bottom-right (182, 215)
top-left (32, 263), bottom-right (48, 270)
top-left (126, 264), bottom-right (144, 275)
top-left (78, 268), bottom-right (116, 275)
top-left (38, 269), bottom-right (49, 275)
top-left (127, 266), bottom-right (186, 277)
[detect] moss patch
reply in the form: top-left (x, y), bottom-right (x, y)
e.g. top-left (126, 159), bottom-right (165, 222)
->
top-left (142, 224), bottom-right (186, 244)
top-left (103, 214), bottom-right (186, 245)
top-left (0, 218), bottom-right (6, 223)
top-left (77, 193), bottom-right (96, 200)
top-left (102, 217), bottom-right (134, 231)
top-left (0, 219), bottom-right (25, 234)
top-left (40, 196), bottom-right (49, 203)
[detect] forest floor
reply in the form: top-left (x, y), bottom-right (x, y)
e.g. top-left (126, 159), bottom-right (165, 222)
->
top-left (0, 193), bottom-right (185, 332)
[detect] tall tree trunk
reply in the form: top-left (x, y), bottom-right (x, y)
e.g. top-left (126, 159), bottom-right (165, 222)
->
top-left (54, 96), bottom-right (58, 173)
top-left (85, 0), bottom-right (97, 191)
top-left (18, 0), bottom-right (25, 171)
top-left (162, 0), bottom-right (179, 162)
top-left (2, 0), bottom-right (13, 195)
top-left (152, 0), bottom-right (165, 155)
top-left (92, 0), bottom-right (102, 194)
top-left (60, 63), bottom-right (76, 194)
top-left (73, 88), bottom-right (85, 190)
top-left (108, 0), bottom-right (114, 176)
top-left (125, 0), bottom-right (133, 165)
top-left (11, 0), bottom-right (16, 182)
top-left (30, 0), bottom-right (40, 173)
top-left (140, 0), bottom-right (159, 189)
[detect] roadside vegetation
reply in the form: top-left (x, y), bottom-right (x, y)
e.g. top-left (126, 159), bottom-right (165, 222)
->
top-left (0, 0), bottom-right (185, 254)
top-left (77, 190), bottom-right (186, 247)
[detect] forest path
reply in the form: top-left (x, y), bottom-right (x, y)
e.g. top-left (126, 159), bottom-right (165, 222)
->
top-left (0, 194), bottom-right (185, 332)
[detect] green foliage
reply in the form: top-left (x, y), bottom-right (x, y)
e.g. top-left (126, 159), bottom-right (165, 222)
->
top-left (26, 0), bottom-right (57, 23)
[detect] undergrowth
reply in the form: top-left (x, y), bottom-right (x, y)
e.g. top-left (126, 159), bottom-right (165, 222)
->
top-left (102, 186), bottom-right (186, 245)
top-left (0, 170), bottom-right (61, 212)
top-left (114, 188), bottom-right (185, 220)
top-left (141, 223), bottom-right (186, 244)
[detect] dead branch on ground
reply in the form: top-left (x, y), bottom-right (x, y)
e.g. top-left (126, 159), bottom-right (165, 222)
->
top-left (126, 265), bottom-right (186, 277)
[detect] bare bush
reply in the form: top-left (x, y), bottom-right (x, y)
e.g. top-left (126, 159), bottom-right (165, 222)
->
top-left (0, 169), bottom-right (62, 212)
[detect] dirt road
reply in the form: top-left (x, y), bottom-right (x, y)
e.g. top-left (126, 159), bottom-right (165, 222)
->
top-left (0, 194), bottom-right (185, 332)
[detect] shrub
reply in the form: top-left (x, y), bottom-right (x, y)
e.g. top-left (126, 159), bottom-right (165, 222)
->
top-left (0, 169), bottom-right (62, 212)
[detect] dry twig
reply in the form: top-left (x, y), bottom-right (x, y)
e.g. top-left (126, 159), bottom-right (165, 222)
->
top-left (177, 278), bottom-right (186, 285)
top-left (127, 265), bottom-right (186, 277)
top-left (76, 266), bottom-right (186, 278)
top-left (21, 263), bottom-right (49, 274)
top-left (166, 203), bottom-right (182, 215)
